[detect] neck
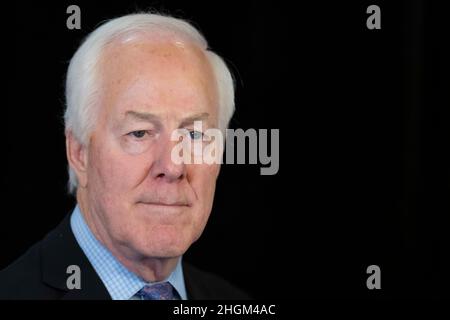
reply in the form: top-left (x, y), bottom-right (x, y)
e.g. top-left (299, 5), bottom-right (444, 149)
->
top-left (76, 189), bottom-right (179, 282)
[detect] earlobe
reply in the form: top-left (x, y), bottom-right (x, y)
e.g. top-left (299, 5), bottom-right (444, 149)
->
top-left (66, 131), bottom-right (88, 188)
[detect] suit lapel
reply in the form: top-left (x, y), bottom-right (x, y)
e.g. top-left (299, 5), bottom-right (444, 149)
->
top-left (40, 214), bottom-right (111, 300)
top-left (182, 261), bottom-right (208, 300)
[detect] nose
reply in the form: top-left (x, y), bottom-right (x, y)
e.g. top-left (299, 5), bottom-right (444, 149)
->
top-left (150, 137), bottom-right (186, 183)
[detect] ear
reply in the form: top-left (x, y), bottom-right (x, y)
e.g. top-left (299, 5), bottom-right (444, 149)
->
top-left (66, 130), bottom-right (88, 188)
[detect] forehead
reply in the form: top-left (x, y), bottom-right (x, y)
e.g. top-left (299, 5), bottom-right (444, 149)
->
top-left (98, 38), bottom-right (218, 123)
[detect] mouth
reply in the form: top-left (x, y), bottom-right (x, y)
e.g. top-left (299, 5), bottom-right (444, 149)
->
top-left (137, 201), bottom-right (191, 208)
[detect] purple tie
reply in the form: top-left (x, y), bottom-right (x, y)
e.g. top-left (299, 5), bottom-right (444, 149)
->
top-left (136, 282), bottom-right (178, 300)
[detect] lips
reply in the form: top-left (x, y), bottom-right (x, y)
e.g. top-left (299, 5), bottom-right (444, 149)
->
top-left (139, 201), bottom-right (190, 207)
top-left (137, 197), bottom-right (192, 207)
top-left (137, 192), bottom-right (193, 207)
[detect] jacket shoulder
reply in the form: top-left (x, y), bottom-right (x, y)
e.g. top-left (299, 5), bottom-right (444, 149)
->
top-left (0, 240), bottom-right (61, 299)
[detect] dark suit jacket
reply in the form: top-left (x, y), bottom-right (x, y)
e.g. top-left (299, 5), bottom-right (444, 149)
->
top-left (0, 214), bottom-right (249, 300)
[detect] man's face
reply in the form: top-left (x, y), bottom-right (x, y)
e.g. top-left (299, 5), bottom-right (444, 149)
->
top-left (81, 39), bottom-right (220, 259)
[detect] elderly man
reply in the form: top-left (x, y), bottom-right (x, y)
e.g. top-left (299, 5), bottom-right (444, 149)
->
top-left (0, 13), bottom-right (247, 300)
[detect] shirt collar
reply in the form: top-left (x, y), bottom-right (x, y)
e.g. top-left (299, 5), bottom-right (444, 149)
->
top-left (70, 204), bottom-right (187, 300)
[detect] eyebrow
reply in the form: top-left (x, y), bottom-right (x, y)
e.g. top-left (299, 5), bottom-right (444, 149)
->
top-left (124, 110), bottom-right (210, 127)
top-left (125, 111), bottom-right (160, 123)
top-left (179, 112), bottom-right (210, 128)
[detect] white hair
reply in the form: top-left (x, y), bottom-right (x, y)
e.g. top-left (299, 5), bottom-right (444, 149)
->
top-left (64, 13), bottom-right (235, 194)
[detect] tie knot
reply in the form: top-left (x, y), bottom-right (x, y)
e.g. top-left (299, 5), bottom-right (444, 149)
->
top-left (136, 282), bottom-right (178, 300)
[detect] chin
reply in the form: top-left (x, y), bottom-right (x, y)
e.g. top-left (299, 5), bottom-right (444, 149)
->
top-left (133, 229), bottom-right (193, 258)
top-left (138, 243), bottom-right (188, 259)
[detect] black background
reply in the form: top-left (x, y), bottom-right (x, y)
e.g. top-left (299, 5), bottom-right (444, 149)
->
top-left (2, 0), bottom-right (449, 299)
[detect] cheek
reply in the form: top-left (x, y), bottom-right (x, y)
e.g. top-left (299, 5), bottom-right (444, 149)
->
top-left (188, 165), bottom-right (219, 240)
top-left (89, 142), bottom-right (150, 197)
top-left (190, 164), bottom-right (219, 211)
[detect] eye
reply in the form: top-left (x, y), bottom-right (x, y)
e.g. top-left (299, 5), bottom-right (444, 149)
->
top-left (128, 130), bottom-right (147, 139)
top-left (189, 130), bottom-right (204, 140)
